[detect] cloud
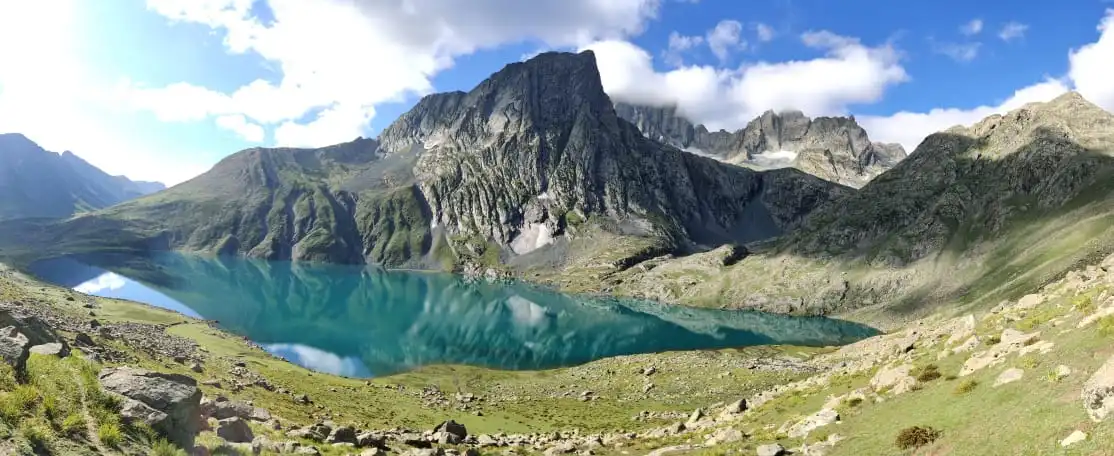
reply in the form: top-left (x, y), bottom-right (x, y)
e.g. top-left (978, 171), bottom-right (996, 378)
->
top-left (999, 21), bottom-right (1029, 41)
top-left (933, 41), bottom-right (982, 62)
top-left (663, 32), bottom-right (704, 67)
top-left (1068, 9), bottom-right (1114, 111)
top-left (755, 23), bottom-right (776, 42)
top-left (584, 30), bottom-right (907, 130)
top-left (707, 20), bottom-right (745, 62)
top-left (134, 0), bottom-right (661, 148)
top-left (216, 114), bottom-right (265, 142)
top-left (862, 10), bottom-right (1114, 152)
top-left (960, 19), bottom-right (983, 36)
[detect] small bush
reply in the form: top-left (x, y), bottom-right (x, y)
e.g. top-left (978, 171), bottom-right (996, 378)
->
top-left (1019, 356), bottom-right (1040, 369)
top-left (913, 364), bottom-right (942, 382)
top-left (61, 413), bottom-right (85, 437)
top-left (1073, 295), bottom-right (1096, 315)
top-left (943, 374), bottom-right (958, 381)
top-left (895, 426), bottom-right (941, 450)
top-left (20, 420), bottom-right (53, 451)
top-left (984, 335), bottom-right (1001, 346)
top-left (1098, 315), bottom-right (1114, 336)
top-left (844, 397), bottom-right (863, 408)
top-left (954, 379), bottom-right (978, 395)
top-left (152, 438), bottom-right (187, 456)
top-left (99, 422), bottom-right (122, 448)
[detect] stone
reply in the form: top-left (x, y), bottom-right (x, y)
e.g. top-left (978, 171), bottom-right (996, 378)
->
top-left (994, 368), bottom-right (1024, 387)
top-left (787, 409), bottom-right (840, 439)
top-left (249, 407), bottom-right (271, 422)
top-left (1054, 365), bottom-right (1073, 380)
top-left (190, 362), bottom-right (204, 373)
top-left (287, 428), bottom-right (324, 441)
top-left (719, 399), bottom-right (747, 418)
top-left (704, 427), bottom-right (743, 446)
top-left (544, 441), bottom-right (577, 455)
top-left (327, 425), bottom-right (357, 444)
top-left (29, 341), bottom-right (69, 357)
top-left (1082, 354), bottom-right (1114, 421)
top-left (217, 417), bottom-right (255, 443)
top-left (0, 326), bottom-right (31, 370)
top-left (74, 332), bottom-right (95, 347)
top-left (870, 363), bottom-right (917, 394)
top-left (686, 408), bottom-right (704, 424)
top-left (1060, 430), bottom-right (1087, 447)
top-left (201, 396), bottom-right (256, 420)
top-left (434, 419), bottom-right (468, 440)
top-left (98, 366), bottom-right (202, 448)
top-left (357, 431), bottom-right (386, 448)
top-left (402, 449), bottom-right (444, 456)
top-left (361, 449), bottom-right (388, 456)
top-left (477, 434), bottom-right (499, 447)
top-left (294, 446), bottom-right (321, 455)
top-left (756, 443), bottom-right (787, 456)
top-left (643, 366), bottom-right (657, 376)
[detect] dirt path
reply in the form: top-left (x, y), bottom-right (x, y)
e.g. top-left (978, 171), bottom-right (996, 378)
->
top-left (71, 366), bottom-right (111, 455)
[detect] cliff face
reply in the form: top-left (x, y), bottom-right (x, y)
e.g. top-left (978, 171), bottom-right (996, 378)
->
top-left (614, 102), bottom-right (906, 188)
top-left (66, 51), bottom-right (850, 267)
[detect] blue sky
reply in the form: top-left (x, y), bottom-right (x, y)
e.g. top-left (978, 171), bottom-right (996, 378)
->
top-left (0, 0), bottom-right (1112, 185)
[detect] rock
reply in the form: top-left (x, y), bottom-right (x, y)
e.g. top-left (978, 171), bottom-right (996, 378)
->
top-left (719, 399), bottom-right (747, 419)
top-left (295, 393), bottom-right (311, 404)
top-left (643, 366), bottom-right (657, 376)
top-left (287, 428), bottom-right (324, 441)
top-left (357, 431), bottom-right (386, 448)
top-left (0, 326), bottom-right (31, 370)
top-left (434, 419), bottom-right (468, 440)
top-left (29, 341), bottom-right (69, 357)
top-left (295, 446), bottom-right (321, 455)
top-left (757, 443), bottom-right (787, 456)
top-left (686, 408), bottom-right (704, 424)
top-left (327, 425), bottom-right (357, 444)
top-left (403, 449), bottom-right (444, 456)
top-left (402, 433), bottom-right (431, 448)
top-left (249, 407), bottom-right (271, 422)
top-left (361, 449), bottom-right (388, 456)
top-left (643, 383), bottom-right (654, 393)
top-left (98, 366), bottom-right (202, 448)
top-left (1082, 354), bottom-right (1114, 421)
top-left (201, 396), bottom-right (256, 420)
top-left (74, 332), bottom-right (95, 347)
top-left (994, 368), bottom-right (1024, 387)
top-left (217, 417), bottom-right (254, 443)
top-left (870, 363), bottom-right (917, 394)
top-left (190, 362), bottom-right (204, 373)
top-left (1054, 365), bottom-right (1073, 380)
top-left (476, 434), bottom-right (499, 447)
top-left (1060, 430), bottom-right (1087, 447)
top-left (787, 409), bottom-right (839, 438)
top-left (544, 440), bottom-right (577, 455)
top-left (704, 427), bottom-right (743, 446)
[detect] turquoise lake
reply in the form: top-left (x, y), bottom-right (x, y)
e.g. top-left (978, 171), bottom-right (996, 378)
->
top-left (29, 252), bottom-right (878, 378)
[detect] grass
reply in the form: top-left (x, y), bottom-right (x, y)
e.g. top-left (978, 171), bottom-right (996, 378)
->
top-left (953, 379), bottom-right (979, 395)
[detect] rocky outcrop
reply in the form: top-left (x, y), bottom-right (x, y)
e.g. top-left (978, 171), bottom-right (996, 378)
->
top-left (58, 51), bottom-right (850, 270)
top-left (98, 367), bottom-right (203, 448)
top-left (1082, 354), bottom-right (1114, 421)
top-left (0, 310), bottom-right (67, 371)
top-left (614, 102), bottom-right (905, 188)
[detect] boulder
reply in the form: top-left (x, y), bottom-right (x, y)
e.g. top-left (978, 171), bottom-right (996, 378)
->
top-left (356, 431), bottom-right (386, 448)
top-left (74, 332), bottom-right (95, 347)
top-left (757, 443), bottom-right (787, 456)
top-left (326, 425), bottom-right (357, 444)
top-left (994, 368), bottom-right (1024, 387)
top-left (0, 326), bottom-right (31, 371)
top-left (433, 419), bottom-right (468, 440)
top-left (870, 363), bottom-right (917, 394)
top-left (98, 366), bottom-right (202, 448)
top-left (704, 427), bottom-right (743, 446)
top-left (29, 342), bottom-right (70, 358)
top-left (1060, 430), bottom-right (1087, 447)
top-left (787, 409), bottom-right (840, 439)
top-left (719, 399), bottom-right (747, 419)
top-left (217, 417), bottom-right (254, 443)
top-left (201, 396), bottom-right (254, 420)
top-left (1082, 354), bottom-right (1114, 421)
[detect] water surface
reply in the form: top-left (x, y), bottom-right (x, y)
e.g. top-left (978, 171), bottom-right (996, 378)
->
top-left (30, 252), bottom-right (877, 377)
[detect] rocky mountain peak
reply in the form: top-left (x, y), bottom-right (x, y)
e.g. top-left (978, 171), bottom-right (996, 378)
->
top-left (614, 102), bottom-right (905, 188)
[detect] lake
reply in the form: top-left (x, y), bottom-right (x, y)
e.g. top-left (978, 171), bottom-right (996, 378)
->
top-left (29, 252), bottom-right (878, 378)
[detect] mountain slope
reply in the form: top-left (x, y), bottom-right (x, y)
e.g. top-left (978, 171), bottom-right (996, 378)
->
top-left (589, 92), bottom-right (1114, 322)
top-left (615, 102), bottom-right (906, 188)
top-left (28, 51), bottom-right (850, 269)
top-left (0, 134), bottom-right (165, 220)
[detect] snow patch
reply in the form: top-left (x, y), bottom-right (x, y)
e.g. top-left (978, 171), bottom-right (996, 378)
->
top-left (747, 150), bottom-right (798, 169)
top-left (510, 223), bottom-right (554, 255)
top-left (682, 147), bottom-right (726, 161)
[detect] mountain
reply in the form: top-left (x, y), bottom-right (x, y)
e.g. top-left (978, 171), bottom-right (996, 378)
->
top-left (596, 92), bottom-right (1114, 321)
top-left (0, 133), bottom-right (165, 221)
top-left (27, 51), bottom-right (850, 268)
top-left (614, 102), bottom-right (906, 188)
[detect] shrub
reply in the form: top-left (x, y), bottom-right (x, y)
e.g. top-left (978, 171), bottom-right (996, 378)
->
top-left (1098, 315), bottom-right (1114, 336)
top-left (152, 438), bottom-right (187, 456)
top-left (913, 364), bottom-right (942, 382)
top-left (844, 397), bottom-right (864, 408)
top-left (1019, 356), bottom-right (1040, 369)
top-left (61, 413), bottom-right (85, 437)
top-left (984, 335), bottom-right (1001, 346)
top-left (954, 379), bottom-right (978, 395)
top-left (99, 422), bottom-right (122, 448)
top-left (1073, 295), bottom-right (1096, 315)
top-left (895, 426), bottom-right (941, 450)
top-left (20, 420), bottom-right (53, 452)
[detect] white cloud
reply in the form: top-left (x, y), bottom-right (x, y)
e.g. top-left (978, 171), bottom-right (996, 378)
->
top-left (216, 114), bottom-right (265, 142)
top-left (999, 21), bottom-right (1029, 41)
top-left (1069, 9), bottom-right (1114, 111)
top-left (707, 19), bottom-right (745, 62)
top-left (663, 32), bottom-right (704, 67)
top-left (861, 10), bottom-right (1114, 153)
top-left (584, 30), bottom-right (907, 130)
top-left (960, 19), bottom-right (983, 36)
top-left (933, 41), bottom-right (982, 62)
top-left (755, 23), bottom-right (776, 42)
top-left (134, 0), bottom-right (661, 148)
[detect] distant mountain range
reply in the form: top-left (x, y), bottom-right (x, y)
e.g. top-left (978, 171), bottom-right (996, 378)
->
top-left (614, 102), bottom-right (906, 188)
top-left (0, 133), bottom-right (165, 221)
